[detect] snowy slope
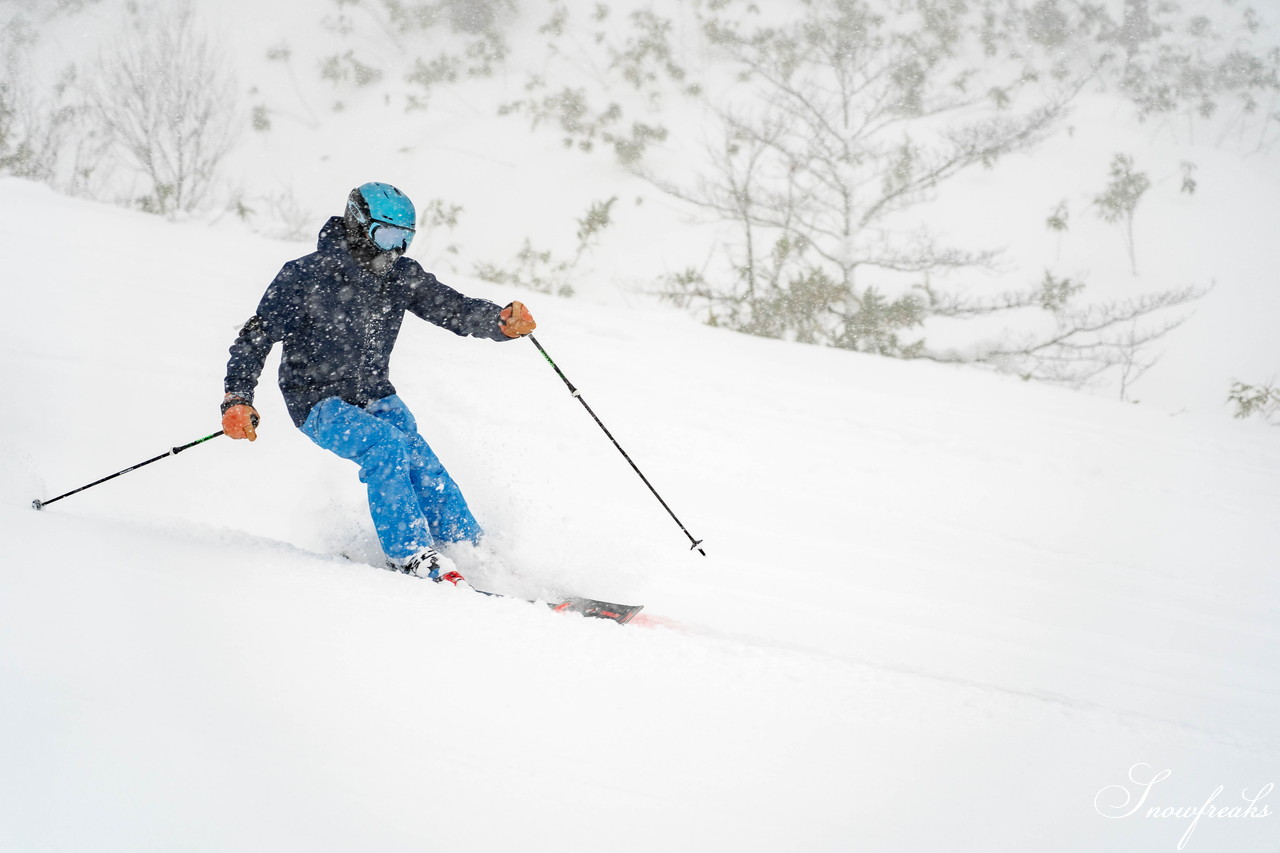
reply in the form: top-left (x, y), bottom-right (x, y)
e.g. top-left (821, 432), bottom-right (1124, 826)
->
top-left (2, 178), bottom-right (1279, 852)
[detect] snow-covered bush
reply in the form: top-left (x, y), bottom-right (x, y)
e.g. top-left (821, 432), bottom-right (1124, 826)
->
top-left (1228, 380), bottom-right (1280, 424)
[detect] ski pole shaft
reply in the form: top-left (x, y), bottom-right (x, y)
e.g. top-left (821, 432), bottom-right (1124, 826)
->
top-left (32, 431), bottom-right (225, 511)
top-left (528, 334), bottom-right (705, 556)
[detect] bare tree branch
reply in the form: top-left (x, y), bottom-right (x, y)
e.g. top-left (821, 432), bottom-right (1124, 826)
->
top-left (89, 1), bottom-right (240, 216)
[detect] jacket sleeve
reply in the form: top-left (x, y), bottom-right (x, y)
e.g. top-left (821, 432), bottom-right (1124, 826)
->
top-left (223, 264), bottom-right (299, 403)
top-left (403, 265), bottom-right (510, 342)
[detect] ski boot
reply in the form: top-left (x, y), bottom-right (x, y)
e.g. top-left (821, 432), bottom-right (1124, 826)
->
top-left (393, 548), bottom-right (468, 587)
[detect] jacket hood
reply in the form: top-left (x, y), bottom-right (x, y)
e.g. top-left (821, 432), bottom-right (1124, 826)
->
top-left (317, 216), bottom-right (352, 256)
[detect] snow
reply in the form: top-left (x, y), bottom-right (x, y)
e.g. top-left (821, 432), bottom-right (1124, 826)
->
top-left (3, 1), bottom-right (1280, 849)
top-left (2, 177), bottom-right (1278, 851)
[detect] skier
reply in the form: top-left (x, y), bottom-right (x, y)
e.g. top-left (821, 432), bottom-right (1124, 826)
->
top-left (220, 181), bottom-right (536, 584)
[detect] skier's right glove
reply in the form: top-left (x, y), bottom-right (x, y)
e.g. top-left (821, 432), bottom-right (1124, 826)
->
top-left (221, 393), bottom-right (260, 441)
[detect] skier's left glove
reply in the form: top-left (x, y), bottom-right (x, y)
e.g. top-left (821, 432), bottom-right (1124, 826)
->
top-left (221, 393), bottom-right (260, 441)
top-left (499, 301), bottom-right (536, 338)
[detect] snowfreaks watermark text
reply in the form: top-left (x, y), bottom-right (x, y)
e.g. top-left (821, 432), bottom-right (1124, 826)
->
top-left (1094, 763), bottom-right (1273, 850)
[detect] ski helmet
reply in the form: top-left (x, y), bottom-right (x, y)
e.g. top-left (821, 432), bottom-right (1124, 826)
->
top-left (345, 182), bottom-right (416, 252)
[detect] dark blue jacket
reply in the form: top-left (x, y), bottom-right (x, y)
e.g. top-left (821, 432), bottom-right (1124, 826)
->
top-left (225, 217), bottom-right (511, 426)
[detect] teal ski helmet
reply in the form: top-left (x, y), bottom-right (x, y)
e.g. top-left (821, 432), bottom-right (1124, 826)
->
top-left (345, 182), bottom-right (416, 252)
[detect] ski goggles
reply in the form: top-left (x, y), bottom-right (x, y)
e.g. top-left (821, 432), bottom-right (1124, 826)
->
top-left (370, 220), bottom-right (415, 251)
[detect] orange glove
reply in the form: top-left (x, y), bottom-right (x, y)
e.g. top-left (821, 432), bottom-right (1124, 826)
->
top-left (221, 393), bottom-right (260, 441)
top-left (498, 301), bottom-right (536, 338)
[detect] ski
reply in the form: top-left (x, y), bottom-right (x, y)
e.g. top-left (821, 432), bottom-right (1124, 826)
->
top-left (548, 596), bottom-right (644, 624)
top-left (336, 553), bottom-right (644, 625)
top-left (470, 587), bottom-right (644, 625)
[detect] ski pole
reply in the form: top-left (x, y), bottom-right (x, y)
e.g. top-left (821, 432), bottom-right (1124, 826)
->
top-left (528, 334), bottom-right (706, 556)
top-left (32, 431), bottom-right (226, 511)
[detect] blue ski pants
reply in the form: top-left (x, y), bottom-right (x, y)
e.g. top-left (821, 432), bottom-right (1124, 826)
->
top-left (300, 395), bottom-right (482, 560)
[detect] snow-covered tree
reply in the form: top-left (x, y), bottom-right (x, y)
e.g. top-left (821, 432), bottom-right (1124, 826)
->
top-left (88, 1), bottom-right (240, 215)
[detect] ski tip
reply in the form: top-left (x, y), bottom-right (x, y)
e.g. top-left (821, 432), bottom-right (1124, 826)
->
top-left (617, 606), bottom-right (644, 625)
